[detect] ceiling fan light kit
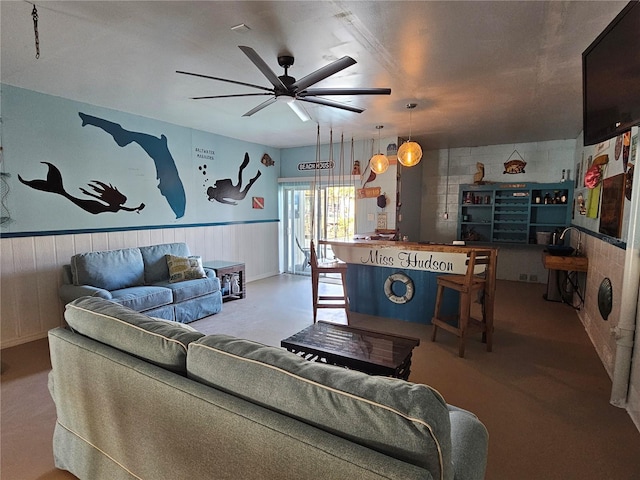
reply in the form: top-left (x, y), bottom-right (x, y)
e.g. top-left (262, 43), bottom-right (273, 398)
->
top-left (370, 125), bottom-right (389, 174)
top-left (177, 46), bottom-right (391, 121)
top-left (397, 103), bottom-right (423, 167)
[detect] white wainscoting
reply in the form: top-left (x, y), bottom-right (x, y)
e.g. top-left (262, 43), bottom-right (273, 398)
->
top-left (0, 223), bottom-right (279, 349)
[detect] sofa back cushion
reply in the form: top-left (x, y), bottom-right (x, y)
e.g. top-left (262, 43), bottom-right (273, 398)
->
top-left (65, 297), bottom-right (204, 373)
top-left (187, 335), bottom-right (453, 480)
top-left (140, 243), bottom-right (190, 284)
top-left (71, 247), bottom-right (144, 291)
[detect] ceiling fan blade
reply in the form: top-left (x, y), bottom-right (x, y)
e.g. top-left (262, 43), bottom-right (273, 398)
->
top-left (191, 93), bottom-right (273, 100)
top-left (238, 46), bottom-right (288, 91)
top-left (292, 56), bottom-right (357, 92)
top-left (242, 97), bottom-right (277, 117)
top-left (297, 96), bottom-right (364, 114)
top-left (176, 70), bottom-right (272, 92)
top-left (299, 87), bottom-right (391, 96)
top-left (287, 100), bottom-right (312, 122)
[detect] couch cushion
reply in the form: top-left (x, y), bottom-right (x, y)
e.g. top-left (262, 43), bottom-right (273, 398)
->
top-left (71, 248), bottom-right (144, 291)
top-left (188, 335), bottom-right (453, 479)
top-left (110, 286), bottom-right (173, 312)
top-left (140, 243), bottom-right (190, 284)
top-left (166, 255), bottom-right (207, 283)
top-left (65, 297), bottom-right (204, 373)
top-left (155, 277), bottom-right (218, 303)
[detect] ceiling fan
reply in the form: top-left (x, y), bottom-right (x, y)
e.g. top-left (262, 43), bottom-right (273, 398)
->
top-left (177, 46), bottom-right (391, 122)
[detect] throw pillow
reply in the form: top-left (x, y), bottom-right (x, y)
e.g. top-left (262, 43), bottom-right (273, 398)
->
top-left (166, 254), bottom-right (206, 283)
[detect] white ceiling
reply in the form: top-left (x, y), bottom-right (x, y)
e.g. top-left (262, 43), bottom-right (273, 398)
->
top-left (0, 1), bottom-right (628, 150)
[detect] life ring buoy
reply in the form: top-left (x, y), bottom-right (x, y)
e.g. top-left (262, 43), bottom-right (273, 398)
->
top-left (384, 272), bottom-right (415, 304)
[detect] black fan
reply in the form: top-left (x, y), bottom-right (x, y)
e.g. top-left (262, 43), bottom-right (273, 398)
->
top-left (177, 46), bottom-right (391, 121)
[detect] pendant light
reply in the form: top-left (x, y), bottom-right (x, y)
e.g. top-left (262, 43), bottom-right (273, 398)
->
top-left (397, 103), bottom-right (422, 167)
top-left (370, 125), bottom-right (389, 174)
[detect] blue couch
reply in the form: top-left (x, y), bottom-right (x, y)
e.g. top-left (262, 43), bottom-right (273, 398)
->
top-left (59, 242), bottom-right (222, 323)
top-left (49, 296), bottom-right (489, 479)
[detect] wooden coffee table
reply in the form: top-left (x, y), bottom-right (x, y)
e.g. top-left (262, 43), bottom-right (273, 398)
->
top-left (281, 321), bottom-right (420, 380)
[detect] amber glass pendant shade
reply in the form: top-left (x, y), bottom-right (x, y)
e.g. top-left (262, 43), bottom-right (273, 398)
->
top-left (398, 140), bottom-right (423, 167)
top-left (370, 153), bottom-right (389, 174)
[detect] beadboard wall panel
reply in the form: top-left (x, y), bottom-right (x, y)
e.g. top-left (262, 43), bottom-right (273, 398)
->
top-left (0, 223), bottom-right (279, 349)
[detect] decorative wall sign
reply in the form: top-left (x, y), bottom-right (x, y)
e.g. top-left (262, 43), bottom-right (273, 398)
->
top-left (599, 173), bottom-right (625, 238)
top-left (503, 150), bottom-right (526, 174)
top-left (252, 197), bottom-right (264, 209)
top-left (297, 160), bottom-right (334, 171)
top-left (356, 186), bottom-right (381, 199)
top-left (503, 159), bottom-right (526, 174)
top-left (331, 243), bottom-right (470, 274)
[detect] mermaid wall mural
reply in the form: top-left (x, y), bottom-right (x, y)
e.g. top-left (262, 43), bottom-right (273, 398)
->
top-left (2, 85), bottom-right (277, 236)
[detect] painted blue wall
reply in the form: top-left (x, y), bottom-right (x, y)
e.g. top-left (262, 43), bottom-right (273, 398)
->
top-left (1, 85), bottom-right (280, 236)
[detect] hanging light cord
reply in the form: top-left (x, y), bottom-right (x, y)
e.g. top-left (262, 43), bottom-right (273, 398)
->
top-left (32, 4), bottom-right (40, 59)
top-left (444, 149), bottom-right (451, 218)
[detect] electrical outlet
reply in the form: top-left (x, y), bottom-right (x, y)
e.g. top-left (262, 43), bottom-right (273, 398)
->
top-left (367, 213), bottom-right (374, 221)
top-left (529, 274), bottom-right (538, 282)
top-left (519, 274), bottom-right (528, 281)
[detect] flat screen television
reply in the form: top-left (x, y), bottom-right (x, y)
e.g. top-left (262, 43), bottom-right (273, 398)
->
top-left (583, 1), bottom-right (640, 146)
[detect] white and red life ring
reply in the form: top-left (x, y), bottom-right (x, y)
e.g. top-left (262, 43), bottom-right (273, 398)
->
top-left (384, 272), bottom-right (415, 304)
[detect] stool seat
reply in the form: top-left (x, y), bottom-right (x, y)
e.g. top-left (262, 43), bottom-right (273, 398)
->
top-left (431, 248), bottom-right (497, 358)
top-left (311, 240), bottom-right (350, 323)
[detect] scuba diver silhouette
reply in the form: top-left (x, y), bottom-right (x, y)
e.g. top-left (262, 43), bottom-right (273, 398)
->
top-left (207, 153), bottom-right (261, 205)
top-left (19, 162), bottom-right (145, 214)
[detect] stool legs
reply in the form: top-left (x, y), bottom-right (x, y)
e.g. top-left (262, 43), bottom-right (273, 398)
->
top-left (311, 269), bottom-right (349, 324)
top-left (431, 284), bottom-right (444, 342)
top-left (457, 289), bottom-right (471, 358)
top-left (431, 284), bottom-right (491, 358)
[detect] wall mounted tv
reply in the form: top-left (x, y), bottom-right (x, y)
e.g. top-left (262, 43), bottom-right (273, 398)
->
top-left (583, 1), bottom-right (640, 146)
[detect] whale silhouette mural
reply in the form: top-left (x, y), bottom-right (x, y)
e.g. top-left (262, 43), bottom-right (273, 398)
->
top-left (18, 162), bottom-right (145, 214)
top-left (207, 152), bottom-right (261, 205)
top-left (78, 112), bottom-right (186, 218)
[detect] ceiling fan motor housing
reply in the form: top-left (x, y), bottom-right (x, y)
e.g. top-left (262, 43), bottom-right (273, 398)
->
top-left (277, 55), bottom-right (296, 93)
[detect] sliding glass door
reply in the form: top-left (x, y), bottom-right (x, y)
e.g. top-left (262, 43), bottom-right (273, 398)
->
top-left (282, 184), bottom-right (355, 275)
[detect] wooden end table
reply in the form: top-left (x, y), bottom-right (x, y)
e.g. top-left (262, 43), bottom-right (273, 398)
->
top-left (203, 261), bottom-right (245, 301)
top-left (281, 321), bottom-right (420, 380)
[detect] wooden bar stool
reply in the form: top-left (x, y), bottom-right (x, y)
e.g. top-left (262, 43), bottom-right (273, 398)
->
top-left (431, 248), bottom-right (497, 357)
top-left (310, 240), bottom-right (350, 324)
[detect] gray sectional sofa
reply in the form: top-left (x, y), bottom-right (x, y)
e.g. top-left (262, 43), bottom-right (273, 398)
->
top-left (59, 242), bottom-right (222, 323)
top-left (48, 296), bottom-right (489, 480)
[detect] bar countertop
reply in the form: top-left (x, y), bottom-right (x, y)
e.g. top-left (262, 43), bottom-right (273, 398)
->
top-left (321, 238), bottom-right (498, 275)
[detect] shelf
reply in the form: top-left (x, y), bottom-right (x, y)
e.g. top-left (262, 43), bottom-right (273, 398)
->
top-left (457, 181), bottom-right (573, 246)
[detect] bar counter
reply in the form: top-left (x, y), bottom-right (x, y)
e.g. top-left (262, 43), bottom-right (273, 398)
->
top-left (321, 239), bottom-right (497, 324)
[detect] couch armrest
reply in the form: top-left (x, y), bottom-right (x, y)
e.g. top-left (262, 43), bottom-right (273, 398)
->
top-left (204, 267), bottom-right (216, 279)
top-left (59, 284), bottom-right (113, 305)
top-left (448, 405), bottom-right (489, 480)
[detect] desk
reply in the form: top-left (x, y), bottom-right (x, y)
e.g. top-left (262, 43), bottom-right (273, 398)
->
top-left (203, 261), bottom-right (245, 301)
